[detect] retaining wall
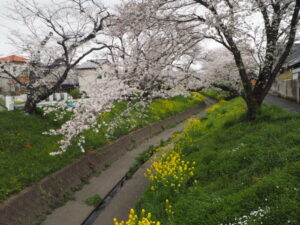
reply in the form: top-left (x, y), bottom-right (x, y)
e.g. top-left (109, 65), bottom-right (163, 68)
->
top-left (0, 103), bottom-right (206, 225)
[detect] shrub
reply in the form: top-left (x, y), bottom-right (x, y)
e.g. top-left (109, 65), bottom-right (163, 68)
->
top-left (69, 89), bottom-right (81, 99)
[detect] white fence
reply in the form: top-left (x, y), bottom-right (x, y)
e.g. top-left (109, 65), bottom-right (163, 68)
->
top-left (3, 93), bottom-right (72, 111)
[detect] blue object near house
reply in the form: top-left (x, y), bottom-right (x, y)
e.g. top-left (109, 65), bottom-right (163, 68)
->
top-left (67, 103), bottom-right (76, 107)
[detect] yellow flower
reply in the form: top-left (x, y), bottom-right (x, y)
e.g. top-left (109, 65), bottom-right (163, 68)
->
top-left (145, 149), bottom-right (196, 192)
top-left (113, 209), bottom-right (159, 225)
top-left (165, 199), bottom-right (175, 215)
top-left (190, 92), bottom-right (205, 102)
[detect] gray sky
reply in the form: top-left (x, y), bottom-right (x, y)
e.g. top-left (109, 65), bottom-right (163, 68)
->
top-left (0, 0), bottom-right (121, 57)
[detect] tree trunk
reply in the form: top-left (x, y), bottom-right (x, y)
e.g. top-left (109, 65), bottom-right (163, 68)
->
top-left (245, 98), bottom-right (262, 121)
top-left (24, 96), bottom-right (38, 114)
top-left (24, 85), bottom-right (57, 114)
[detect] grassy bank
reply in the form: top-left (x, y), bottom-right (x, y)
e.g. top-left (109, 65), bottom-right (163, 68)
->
top-left (0, 93), bottom-right (204, 202)
top-left (201, 88), bottom-right (230, 100)
top-left (135, 98), bottom-right (300, 225)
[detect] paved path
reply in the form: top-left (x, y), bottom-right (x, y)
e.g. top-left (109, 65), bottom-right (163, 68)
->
top-left (264, 95), bottom-right (300, 113)
top-left (42, 106), bottom-right (208, 225)
top-left (92, 144), bottom-right (177, 225)
top-left (93, 151), bottom-right (155, 225)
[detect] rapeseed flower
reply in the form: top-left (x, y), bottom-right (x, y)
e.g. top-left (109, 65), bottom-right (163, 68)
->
top-left (191, 92), bottom-right (205, 102)
top-left (165, 199), bottom-right (174, 215)
top-left (145, 150), bottom-right (196, 191)
top-left (113, 209), bottom-right (160, 225)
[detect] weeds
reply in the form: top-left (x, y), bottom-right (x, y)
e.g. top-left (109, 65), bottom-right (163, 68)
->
top-left (84, 194), bottom-right (103, 207)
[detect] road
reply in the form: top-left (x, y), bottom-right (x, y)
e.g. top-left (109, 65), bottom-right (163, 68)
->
top-left (264, 94), bottom-right (300, 113)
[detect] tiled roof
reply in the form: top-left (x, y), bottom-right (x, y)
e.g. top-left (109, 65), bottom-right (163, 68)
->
top-left (76, 61), bottom-right (98, 70)
top-left (62, 76), bottom-right (79, 85)
top-left (9, 77), bottom-right (30, 83)
top-left (0, 55), bottom-right (29, 63)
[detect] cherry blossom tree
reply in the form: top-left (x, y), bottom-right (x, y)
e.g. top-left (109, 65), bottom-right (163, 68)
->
top-left (201, 47), bottom-right (260, 98)
top-left (200, 47), bottom-right (242, 98)
top-left (106, 0), bottom-right (204, 96)
top-left (44, 0), bottom-right (206, 154)
top-left (158, 0), bottom-right (300, 119)
top-left (0, 0), bottom-right (111, 114)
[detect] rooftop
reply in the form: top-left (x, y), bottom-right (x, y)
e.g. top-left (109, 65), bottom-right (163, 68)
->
top-left (76, 59), bottom-right (109, 70)
top-left (0, 55), bottom-right (29, 63)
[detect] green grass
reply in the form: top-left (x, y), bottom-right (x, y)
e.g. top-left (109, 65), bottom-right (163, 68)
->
top-left (201, 88), bottom-right (230, 100)
top-left (126, 139), bottom-right (169, 179)
top-left (84, 194), bottom-right (103, 207)
top-left (136, 98), bottom-right (300, 225)
top-left (126, 145), bottom-right (156, 179)
top-left (0, 94), bottom-right (204, 203)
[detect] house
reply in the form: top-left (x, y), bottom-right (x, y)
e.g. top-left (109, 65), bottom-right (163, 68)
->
top-left (0, 55), bottom-right (81, 95)
top-left (286, 43), bottom-right (300, 80)
top-left (59, 72), bottom-right (79, 93)
top-left (76, 59), bottom-right (111, 93)
top-left (277, 43), bottom-right (300, 80)
top-left (270, 43), bottom-right (300, 102)
top-left (0, 55), bottom-right (29, 95)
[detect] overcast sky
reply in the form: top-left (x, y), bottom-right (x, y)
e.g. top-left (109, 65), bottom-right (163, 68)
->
top-left (0, 0), bottom-right (122, 57)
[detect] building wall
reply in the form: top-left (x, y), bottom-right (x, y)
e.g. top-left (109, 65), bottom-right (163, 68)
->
top-left (77, 63), bottom-right (112, 93)
top-left (77, 69), bottom-right (98, 93)
top-left (0, 73), bottom-right (16, 95)
top-left (270, 79), bottom-right (300, 103)
top-left (0, 75), bottom-right (8, 93)
top-left (0, 62), bottom-right (27, 95)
